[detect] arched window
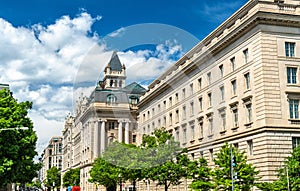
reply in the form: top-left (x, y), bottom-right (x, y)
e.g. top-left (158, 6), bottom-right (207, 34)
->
top-left (107, 94), bottom-right (117, 104)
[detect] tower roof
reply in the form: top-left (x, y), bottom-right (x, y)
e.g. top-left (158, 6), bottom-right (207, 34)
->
top-left (124, 82), bottom-right (147, 95)
top-left (107, 51), bottom-right (123, 71)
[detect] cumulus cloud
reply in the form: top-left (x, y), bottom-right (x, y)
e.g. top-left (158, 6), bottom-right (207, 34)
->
top-left (0, 11), bottom-right (186, 155)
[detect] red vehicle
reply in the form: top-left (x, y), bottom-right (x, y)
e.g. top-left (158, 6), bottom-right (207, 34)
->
top-left (71, 186), bottom-right (80, 191)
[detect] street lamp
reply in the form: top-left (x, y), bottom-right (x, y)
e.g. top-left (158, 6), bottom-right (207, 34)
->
top-left (118, 174), bottom-right (122, 191)
top-left (0, 127), bottom-right (29, 131)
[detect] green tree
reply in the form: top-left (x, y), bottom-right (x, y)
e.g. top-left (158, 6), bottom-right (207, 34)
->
top-left (189, 157), bottom-right (213, 191)
top-left (89, 157), bottom-right (120, 191)
top-left (213, 143), bottom-right (259, 191)
top-left (0, 89), bottom-right (39, 187)
top-left (257, 145), bottom-right (300, 191)
top-left (142, 128), bottom-right (191, 191)
top-left (63, 168), bottom-right (80, 187)
top-left (45, 167), bottom-right (61, 190)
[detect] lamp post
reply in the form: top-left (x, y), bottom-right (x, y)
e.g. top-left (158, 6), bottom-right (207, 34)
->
top-left (0, 127), bottom-right (29, 131)
top-left (118, 174), bottom-right (122, 191)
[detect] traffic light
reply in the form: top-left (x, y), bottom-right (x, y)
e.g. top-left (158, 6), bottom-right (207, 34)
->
top-left (234, 172), bottom-right (238, 180)
top-left (232, 155), bottom-right (237, 167)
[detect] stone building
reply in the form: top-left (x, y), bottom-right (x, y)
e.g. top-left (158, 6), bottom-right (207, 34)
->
top-left (41, 136), bottom-right (63, 189)
top-left (61, 51), bottom-right (146, 191)
top-left (137, 0), bottom-right (300, 189)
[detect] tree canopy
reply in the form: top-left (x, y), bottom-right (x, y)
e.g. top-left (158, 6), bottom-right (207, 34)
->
top-left (0, 89), bottom-right (39, 187)
top-left (45, 166), bottom-right (61, 188)
top-left (63, 168), bottom-right (80, 187)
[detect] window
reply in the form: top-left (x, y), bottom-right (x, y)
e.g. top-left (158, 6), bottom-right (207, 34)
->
top-left (292, 137), bottom-right (300, 149)
top-left (230, 57), bottom-right (236, 71)
top-left (198, 78), bottom-right (202, 90)
top-left (190, 83), bottom-right (194, 96)
top-left (190, 102), bottom-right (194, 116)
top-left (233, 109), bottom-right (239, 128)
top-left (243, 49), bottom-right (249, 63)
top-left (285, 42), bottom-right (295, 57)
top-left (107, 94), bottom-right (117, 104)
top-left (199, 97), bottom-right (203, 111)
top-left (200, 151), bottom-right (204, 158)
top-left (219, 64), bottom-right (224, 77)
top-left (231, 80), bottom-right (237, 96)
top-left (147, 125), bottom-right (150, 133)
top-left (244, 72), bottom-right (250, 90)
top-left (199, 121), bottom-right (203, 138)
top-left (152, 108), bottom-right (155, 116)
top-left (175, 128), bottom-right (179, 142)
top-left (208, 93), bottom-right (212, 107)
top-left (287, 67), bottom-right (297, 84)
top-left (190, 123), bottom-right (195, 140)
top-left (163, 116), bottom-right (166, 127)
top-left (158, 104), bottom-right (161, 112)
top-left (209, 149), bottom-right (213, 162)
top-left (108, 121), bottom-right (115, 130)
top-left (183, 128), bottom-right (187, 143)
top-left (158, 119), bottom-right (161, 127)
top-left (207, 72), bottom-right (211, 85)
top-left (169, 113), bottom-right (173, 126)
top-left (143, 114), bottom-right (146, 122)
top-left (163, 100), bottom-right (166, 109)
top-left (247, 140), bottom-right (253, 156)
top-left (289, 99), bottom-right (299, 119)
top-left (246, 104), bottom-right (252, 123)
top-left (208, 117), bottom-right (213, 135)
top-left (182, 88), bottom-right (186, 99)
top-left (220, 113), bottom-right (226, 132)
top-left (182, 105), bottom-right (186, 120)
top-left (175, 109), bottom-right (179, 123)
top-left (132, 135), bottom-right (136, 143)
top-left (169, 97), bottom-right (172, 107)
top-left (220, 86), bottom-right (225, 102)
top-left (175, 93), bottom-right (179, 103)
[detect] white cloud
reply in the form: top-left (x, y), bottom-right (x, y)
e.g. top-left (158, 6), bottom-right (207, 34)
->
top-left (0, 12), bottom-right (186, 156)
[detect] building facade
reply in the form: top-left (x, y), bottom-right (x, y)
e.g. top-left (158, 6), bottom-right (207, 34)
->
top-left (41, 136), bottom-right (63, 189)
top-left (137, 0), bottom-right (300, 189)
top-left (61, 52), bottom-right (146, 191)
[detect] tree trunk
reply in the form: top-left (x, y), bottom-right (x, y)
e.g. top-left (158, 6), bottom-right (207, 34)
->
top-left (106, 185), bottom-right (116, 191)
top-left (164, 181), bottom-right (168, 191)
top-left (133, 180), bottom-right (136, 191)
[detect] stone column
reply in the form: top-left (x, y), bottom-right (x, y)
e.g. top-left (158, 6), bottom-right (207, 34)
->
top-left (100, 120), bottom-right (106, 154)
top-left (118, 120), bottom-right (123, 143)
top-left (93, 121), bottom-right (99, 158)
top-left (125, 121), bottom-right (130, 144)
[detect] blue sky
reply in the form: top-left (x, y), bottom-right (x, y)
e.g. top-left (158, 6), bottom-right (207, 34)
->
top-left (0, 0), bottom-right (247, 154)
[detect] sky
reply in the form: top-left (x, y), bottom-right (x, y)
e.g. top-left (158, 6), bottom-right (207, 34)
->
top-left (0, 0), bottom-right (248, 155)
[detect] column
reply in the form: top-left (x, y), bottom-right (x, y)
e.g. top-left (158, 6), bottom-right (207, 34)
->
top-left (125, 121), bottom-right (130, 144)
top-left (100, 120), bottom-right (106, 154)
top-left (118, 121), bottom-right (123, 143)
top-left (93, 121), bottom-right (99, 158)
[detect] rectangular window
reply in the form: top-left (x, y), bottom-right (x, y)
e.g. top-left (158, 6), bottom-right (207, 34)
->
top-left (175, 93), bottom-right (179, 103)
top-left (190, 102), bottom-right (194, 116)
top-left (292, 137), bottom-right (300, 149)
top-left (208, 93), bottom-right (212, 107)
top-left (199, 97), bottom-right (203, 111)
top-left (163, 100), bottom-right (166, 109)
top-left (182, 105), bottom-right (186, 120)
top-left (190, 124), bottom-right (195, 140)
top-left (289, 99), bottom-right (299, 119)
top-left (231, 80), bottom-right (237, 96)
top-left (209, 149), bottom-right (213, 162)
top-left (182, 88), bottom-right (186, 99)
top-left (198, 78), bottom-right (202, 90)
top-left (175, 128), bottom-right (179, 142)
top-left (169, 97), bottom-right (172, 107)
top-left (152, 108), bottom-right (155, 116)
top-left (231, 57), bottom-right (236, 71)
top-left (163, 116), bottom-right (166, 127)
top-left (246, 104), bottom-right (252, 123)
top-left (208, 118), bottom-right (213, 135)
top-left (199, 122), bottom-right (203, 138)
top-left (175, 109), bottom-right (179, 123)
top-left (219, 64), bottom-right (224, 78)
top-left (190, 83), bottom-right (194, 96)
top-left (244, 72), bottom-right (250, 90)
top-left (183, 128), bottom-right (187, 143)
top-left (233, 109), bottom-right (239, 127)
top-left (132, 135), bottom-right (137, 143)
top-left (207, 72), bottom-right (211, 85)
top-left (243, 49), bottom-right (249, 63)
top-left (247, 140), bottom-right (253, 156)
top-left (220, 86), bottom-right (225, 101)
top-left (169, 113), bottom-right (173, 126)
top-left (158, 104), bottom-right (161, 112)
top-left (158, 119), bottom-right (161, 127)
top-left (285, 42), bottom-right (295, 57)
top-left (287, 67), bottom-right (297, 84)
top-left (221, 114), bottom-right (226, 131)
